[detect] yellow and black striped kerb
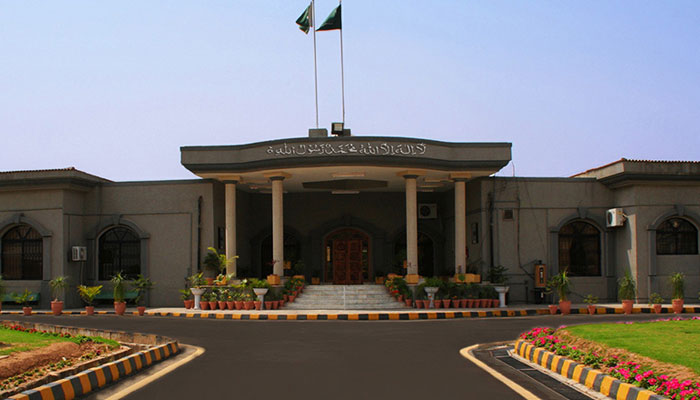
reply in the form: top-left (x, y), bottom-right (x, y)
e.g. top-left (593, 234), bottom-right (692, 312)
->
top-left (514, 340), bottom-right (667, 400)
top-left (7, 342), bottom-right (179, 400)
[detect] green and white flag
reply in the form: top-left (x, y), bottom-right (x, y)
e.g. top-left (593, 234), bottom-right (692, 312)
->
top-left (296, 3), bottom-right (312, 34)
top-left (316, 4), bottom-right (341, 31)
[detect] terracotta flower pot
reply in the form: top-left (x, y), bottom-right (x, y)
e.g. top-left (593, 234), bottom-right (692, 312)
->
top-left (85, 306), bottom-right (95, 316)
top-left (621, 300), bottom-right (634, 315)
top-left (442, 299), bottom-right (451, 308)
top-left (548, 305), bottom-right (558, 315)
top-left (218, 301), bottom-right (226, 310)
top-left (559, 300), bottom-right (572, 315)
top-left (205, 277), bottom-right (214, 285)
top-left (460, 299), bottom-right (468, 308)
top-left (273, 300), bottom-right (279, 310)
top-left (404, 299), bottom-right (413, 307)
top-left (493, 299), bottom-right (500, 308)
top-left (51, 300), bottom-right (64, 316)
top-left (244, 301), bottom-right (254, 310)
top-left (284, 294), bottom-right (289, 302)
top-left (23, 306), bottom-right (33, 316)
top-left (114, 301), bottom-right (126, 315)
top-left (265, 301), bottom-right (273, 310)
top-left (254, 301), bottom-right (262, 310)
top-left (398, 295), bottom-right (404, 302)
top-left (201, 301), bottom-right (210, 310)
top-left (653, 304), bottom-right (662, 314)
top-left (672, 299), bottom-right (684, 314)
top-left (137, 306), bottom-right (146, 316)
top-left (209, 301), bottom-right (218, 310)
top-left (415, 300), bottom-right (423, 309)
top-left (587, 305), bottom-right (596, 315)
top-left (227, 301), bottom-right (234, 310)
top-left (466, 299), bottom-right (474, 308)
top-left (184, 299), bottom-right (194, 309)
top-left (289, 295), bottom-right (296, 302)
top-left (234, 301), bottom-right (243, 310)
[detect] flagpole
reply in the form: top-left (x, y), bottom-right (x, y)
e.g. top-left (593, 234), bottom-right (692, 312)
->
top-left (339, 0), bottom-right (345, 124)
top-left (312, 0), bottom-right (319, 128)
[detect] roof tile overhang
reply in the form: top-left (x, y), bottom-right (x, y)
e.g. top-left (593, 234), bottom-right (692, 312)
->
top-left (0, 167), bottom-right (110, 191)
top-left (573, 158), bottom-right (700, 187)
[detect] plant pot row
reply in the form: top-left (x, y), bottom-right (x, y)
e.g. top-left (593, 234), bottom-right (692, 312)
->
top-left (182, 298), bottom-right (291, 310)
top-left (412, 298), bottom-right (499, 309)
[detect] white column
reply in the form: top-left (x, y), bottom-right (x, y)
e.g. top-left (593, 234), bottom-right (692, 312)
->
top-left (454, 179), bottom-right (467, 274)
top-left (224, 181), bottom-right (237, 276)
top-left (271, 177), bottom-right (285, 277)
top-left (404, 175), bottom-right (418, 275)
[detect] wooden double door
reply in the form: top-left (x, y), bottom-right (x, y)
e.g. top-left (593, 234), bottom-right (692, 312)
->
top-left (332, 239), bottom-right (363, 284)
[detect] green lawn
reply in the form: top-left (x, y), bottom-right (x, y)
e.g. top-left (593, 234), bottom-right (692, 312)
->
top-left (0, 328), bottom-right (120, 356)
top-left (0, 329), bottom-right (71, 356)
top-left (564, 320), bottom-right (700, 374)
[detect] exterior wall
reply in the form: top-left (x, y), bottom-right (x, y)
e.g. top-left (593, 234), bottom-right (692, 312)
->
top-left (475, 177), bottom-right (616, 304)
top-left (0, 180), bottom-right (217, 308)
top-left (2, 164), bottom-right (698, 308)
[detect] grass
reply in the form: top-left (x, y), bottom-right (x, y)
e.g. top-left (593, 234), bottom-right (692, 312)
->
top-left (564, 320), bottom-right (700, 375)
top-left (0, 329), bottom-right (69, 356)
top-left (0, 328), bottom-right (120, 356)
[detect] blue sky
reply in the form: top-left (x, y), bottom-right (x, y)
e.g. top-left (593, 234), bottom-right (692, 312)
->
top-left (1, 1), bottom-right (698, 181)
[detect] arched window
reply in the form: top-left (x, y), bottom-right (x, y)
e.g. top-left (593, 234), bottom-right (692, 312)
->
top-left (558, 221), bottom-right (601, 276)
top-left (99, 227), bottom-right (140, 280)
top-left (656, 218), bottom-right (698, 255)
top-left (1, 225), bottom-right (43, 280)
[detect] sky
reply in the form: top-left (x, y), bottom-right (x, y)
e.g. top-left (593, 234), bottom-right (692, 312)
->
top-left (1, 1), bottom-right (699, 181)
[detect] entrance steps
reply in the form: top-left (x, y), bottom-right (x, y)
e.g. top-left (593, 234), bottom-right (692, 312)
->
top-left (285, 284), bottom-right (408, 310)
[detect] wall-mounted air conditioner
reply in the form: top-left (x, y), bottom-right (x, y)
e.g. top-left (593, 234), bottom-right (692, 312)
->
top-left (71, 246), bottom-right (87, 262)
top-left (418, 203), bottom-right (437, 219)
top-left (606, 208), bottom-right (626, 228)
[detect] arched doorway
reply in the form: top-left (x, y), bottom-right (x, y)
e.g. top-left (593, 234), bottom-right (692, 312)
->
top-left (323, 228), bottom-right (370, 284)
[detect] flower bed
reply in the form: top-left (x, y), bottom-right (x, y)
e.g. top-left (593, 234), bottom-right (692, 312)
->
top-left (0, 324), bottom-right (120, 394)
top-left (519, 318), bottom-right (700, 400)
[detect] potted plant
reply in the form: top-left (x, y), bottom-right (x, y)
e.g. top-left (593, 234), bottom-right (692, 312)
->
top-left (77, 285), bottom-right (102, 315)
top-left (670, 272), bottom-right (685, 314)
top-left (180, 288), bottom-right (194, 309)
top-left (48, 276), bottom-right (69, 316)
top-left (216, 288), bottom-right (229, 311)
top-left (13, 289), bottom-right (34, 316)
top-left (618, 273), bottom-right (636, 314)
top-left (111, 271), bottom-right (128, 315)
top-left (546, 271), bottom-right (572, 315)
top-left (649, 292), bottom-right (663, 314)
top-left (188, 272), bottom-right (207, 310)
top-left (423, 277), bottom-right (442, 308)
top-left (200, 291), bottom-right (210, 310)
top-left (583, 294), bottom-right (598, 315)
top-left (133, 274), bottom-right (154, 316)
top-left (203, 247), bottom-right (238, 283)
top-left (243, 292), bottom-right (255, 310)
top-left (207, 291), bottom-right (218, 310)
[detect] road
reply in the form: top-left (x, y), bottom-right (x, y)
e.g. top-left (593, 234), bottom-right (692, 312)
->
top-left (1, 313), bottom-right (679, 400)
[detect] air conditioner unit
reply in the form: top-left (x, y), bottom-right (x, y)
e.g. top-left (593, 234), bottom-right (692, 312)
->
top-left (418, 203), bottom-right (437, 219)
top-left (71, 246), bottom-right (87, 262)
top-left (606, 208), bottom-right (626, 228)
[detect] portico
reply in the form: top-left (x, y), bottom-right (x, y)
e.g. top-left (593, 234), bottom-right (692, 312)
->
top-left (181, 136), bottom-right (511, 282)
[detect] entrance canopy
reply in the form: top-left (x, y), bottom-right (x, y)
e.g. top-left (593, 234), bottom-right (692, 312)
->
top-left (181, 136), bottom-right (512, 192)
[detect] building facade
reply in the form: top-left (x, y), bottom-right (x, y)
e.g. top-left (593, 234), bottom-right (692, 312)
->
top-left (1, 136), bottom-right (698, 308)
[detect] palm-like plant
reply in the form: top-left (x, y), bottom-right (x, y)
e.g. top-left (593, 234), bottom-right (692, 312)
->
top-left (669, 272), bottom-right (685, 300)
top-left (546, 270), bottom-right (572, 302)
top-left (49, 276), bottom-right (69, 302)
top-left (618, 273), bottom-right (636, 301)
top-left (77, 285), bottom-right (102, 306)
top-left (111, 271), bottom-right (128, 303)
